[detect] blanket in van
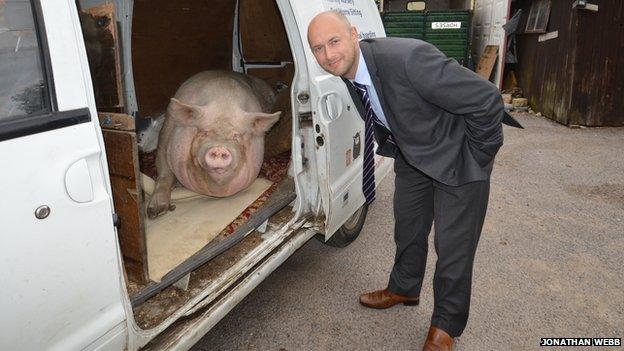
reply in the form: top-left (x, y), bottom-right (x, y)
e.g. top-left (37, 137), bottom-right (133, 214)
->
top-left (140, 151), bottom-right (290, 282)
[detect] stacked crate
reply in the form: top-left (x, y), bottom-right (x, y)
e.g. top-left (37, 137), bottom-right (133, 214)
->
top-left (424, 10), bottom-right (470, 65)
top-left (382, 11), bottom-right (425, 40)
top-left (383, 10), bottom-right (471, 66)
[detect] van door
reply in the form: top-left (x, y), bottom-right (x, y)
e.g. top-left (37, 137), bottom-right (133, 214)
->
top-left (286, 0), bottom-right (390, 236)
top-left (0, 1), bottom-right (126, 350)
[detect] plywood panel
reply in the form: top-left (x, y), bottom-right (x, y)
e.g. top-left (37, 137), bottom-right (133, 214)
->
top-left (476, 45), bottom-right (499, 79)
top-left (246, 64), bottom-right (295, 90)
top-left (80, 3), bottom-right (124, 110)
top-left (102, 129), bottom-right (148, 283)
top-left (132, 0), bottom-right (237, 118)
top-left (239, 0), bottom-right (292, 62)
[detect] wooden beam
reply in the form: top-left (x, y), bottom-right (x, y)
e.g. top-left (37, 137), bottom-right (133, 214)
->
top-left (82, 3), bottom-right (125, 109)
top-left (102, 129), bottom-right (149, 284)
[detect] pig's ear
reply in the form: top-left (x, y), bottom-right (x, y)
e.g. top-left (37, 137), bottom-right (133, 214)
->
top-left (250, 111), bottom-right (282, 135)
top-left (168, 98), bottom-right (203, 126)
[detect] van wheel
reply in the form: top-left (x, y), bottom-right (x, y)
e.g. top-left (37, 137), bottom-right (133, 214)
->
top-left (316, 204), bottom-right (369, 248)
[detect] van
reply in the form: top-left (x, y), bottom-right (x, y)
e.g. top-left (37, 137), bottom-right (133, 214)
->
top-left (0, 0), bottom-right (392, 349)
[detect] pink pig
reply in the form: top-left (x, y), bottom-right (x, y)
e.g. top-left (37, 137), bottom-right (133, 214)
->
top-left (147, 71), bottom-right (281, 219)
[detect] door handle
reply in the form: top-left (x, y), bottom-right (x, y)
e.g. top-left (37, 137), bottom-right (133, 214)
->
top-left (318, 92), bottom-right (343, 120)
top-left (65, 158), bottom-right (94, 203)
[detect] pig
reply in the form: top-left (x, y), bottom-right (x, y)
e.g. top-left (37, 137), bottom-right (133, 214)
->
top-left (146, 71), bottom-right (281, 219)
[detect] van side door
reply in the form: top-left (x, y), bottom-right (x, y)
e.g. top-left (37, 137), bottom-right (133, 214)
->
top-left (0, 1), bottom-right (126, 349)
top-left (285, 0), bottom-right (392, 236)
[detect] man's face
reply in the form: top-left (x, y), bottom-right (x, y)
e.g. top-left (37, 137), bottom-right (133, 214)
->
top-left (308, 15), bottom-right (360, 79)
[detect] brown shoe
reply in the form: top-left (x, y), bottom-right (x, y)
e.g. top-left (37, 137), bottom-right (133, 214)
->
top-left (422, 326), bottom-right (454, 351)
top-left (358, 288), bottom-right (419, 309)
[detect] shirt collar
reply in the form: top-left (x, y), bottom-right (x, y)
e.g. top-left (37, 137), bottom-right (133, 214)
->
top-left (350, 49), bottom-right (373, 87)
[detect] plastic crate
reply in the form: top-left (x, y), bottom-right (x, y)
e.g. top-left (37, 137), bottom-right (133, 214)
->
top-left (383, 10), bottom-right (471, 66)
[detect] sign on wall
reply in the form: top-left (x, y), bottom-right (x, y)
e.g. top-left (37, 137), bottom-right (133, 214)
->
top-left (431, 21), bottom-right (462, 29)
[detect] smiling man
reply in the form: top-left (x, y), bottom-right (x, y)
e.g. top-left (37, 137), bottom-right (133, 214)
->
top-left (307, 11), bottom-right (506, 351)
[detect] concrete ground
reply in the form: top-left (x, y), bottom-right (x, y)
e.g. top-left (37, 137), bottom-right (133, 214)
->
top-left (192, 113), bottom-right (624, 351)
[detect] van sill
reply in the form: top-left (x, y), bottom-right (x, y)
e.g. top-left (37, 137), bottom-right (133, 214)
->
top-left (140, 226), bottom-right (316, 351)
top-left (128, 212), bottom-right (310, 349)
top-left (130, 178), bottom-right (296, 307)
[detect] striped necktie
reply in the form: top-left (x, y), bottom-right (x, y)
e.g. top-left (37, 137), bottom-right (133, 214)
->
top-left (352, 82), bottom-right (377, 204)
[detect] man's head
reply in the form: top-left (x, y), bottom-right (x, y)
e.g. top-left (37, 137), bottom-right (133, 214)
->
top-left (307, 11), bottom-right (360, 79)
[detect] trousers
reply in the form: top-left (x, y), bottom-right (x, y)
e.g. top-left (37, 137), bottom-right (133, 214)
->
top-left (387, 152), bottom-right (490, 337)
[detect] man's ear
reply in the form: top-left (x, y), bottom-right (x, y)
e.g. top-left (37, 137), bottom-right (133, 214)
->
top-left (350, 26), bottom-right (359, 41)
top-left (248, 111), bottom-right (282, 135)
top-left (168, 98), bottom-right (203, 127)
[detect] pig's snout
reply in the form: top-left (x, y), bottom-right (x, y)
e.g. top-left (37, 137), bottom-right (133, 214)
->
top-left (205, 146), bottom-right (233, 171)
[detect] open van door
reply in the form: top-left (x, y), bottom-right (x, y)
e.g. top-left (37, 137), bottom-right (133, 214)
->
top-left (0, 1), bottom-right (126, 349)
top-left (287, 0), bottom-right (391, 237)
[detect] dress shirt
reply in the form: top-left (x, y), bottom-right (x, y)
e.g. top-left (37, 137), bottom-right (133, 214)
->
top-left (349, 49), bottom-right (392, 131)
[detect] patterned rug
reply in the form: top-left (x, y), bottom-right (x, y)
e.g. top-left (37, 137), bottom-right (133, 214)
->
top-left (140, 150), bottom-right (292, 236)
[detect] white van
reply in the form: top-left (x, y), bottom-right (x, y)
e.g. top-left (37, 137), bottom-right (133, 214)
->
top-left (0, 0), bottom-right (392, 349)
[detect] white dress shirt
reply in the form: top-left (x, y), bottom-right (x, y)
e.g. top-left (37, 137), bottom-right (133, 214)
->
top-left (349, 49), bottom-right (392, 131)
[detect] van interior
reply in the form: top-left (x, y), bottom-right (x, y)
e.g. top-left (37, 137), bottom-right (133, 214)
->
top-left (77, 0), bottom-right (297, 328)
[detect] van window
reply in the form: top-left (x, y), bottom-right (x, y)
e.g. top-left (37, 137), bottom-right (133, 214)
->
top-left (0, 0), bottom-right (50, 120)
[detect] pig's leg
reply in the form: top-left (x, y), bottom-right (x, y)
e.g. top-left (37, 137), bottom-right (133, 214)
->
top-left (147, 118), bottom-right (176, 219)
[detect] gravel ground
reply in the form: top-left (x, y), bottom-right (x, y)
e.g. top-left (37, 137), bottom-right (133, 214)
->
top-left (192, 112), bottom-right (624, 351)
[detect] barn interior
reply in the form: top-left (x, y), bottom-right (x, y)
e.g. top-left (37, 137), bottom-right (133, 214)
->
top-left (77, 0), bottom-right (297, 322)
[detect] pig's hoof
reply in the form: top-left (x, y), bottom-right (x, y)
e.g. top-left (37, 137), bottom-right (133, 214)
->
top-left (146, 201), bottom-right (170, 219)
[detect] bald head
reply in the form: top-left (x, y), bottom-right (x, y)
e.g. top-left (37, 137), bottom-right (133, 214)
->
top-left (308, 11), bottom-right (352, 36)
top-left (307, 11), bottom-right (360, 79)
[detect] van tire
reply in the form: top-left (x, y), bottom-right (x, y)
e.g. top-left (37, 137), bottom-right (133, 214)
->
top-left (316, 204), bottom-right (369, 248)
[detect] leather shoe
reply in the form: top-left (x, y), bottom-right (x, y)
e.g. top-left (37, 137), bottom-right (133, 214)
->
top-left (359, 288), bottom-right (419, 309)
top-left (422, 326), bottom-right (454, 351)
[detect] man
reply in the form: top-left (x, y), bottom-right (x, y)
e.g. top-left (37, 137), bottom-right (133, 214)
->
top-left (307, 11), bottom-right (505, 351)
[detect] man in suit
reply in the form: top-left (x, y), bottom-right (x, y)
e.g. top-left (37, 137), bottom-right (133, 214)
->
top-left (307, 11), bottom-right (505, 351)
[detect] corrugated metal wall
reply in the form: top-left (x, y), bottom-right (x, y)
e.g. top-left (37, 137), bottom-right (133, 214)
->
top-left (513, 0), bottom-right (624, 126)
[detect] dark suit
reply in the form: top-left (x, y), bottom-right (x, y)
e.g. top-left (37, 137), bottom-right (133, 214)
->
top-left (344, 38), bottom-right (504, 337)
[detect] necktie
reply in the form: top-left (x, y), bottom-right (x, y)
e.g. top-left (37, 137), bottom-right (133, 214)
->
top-left (352, 82), bottom-right (378, 204)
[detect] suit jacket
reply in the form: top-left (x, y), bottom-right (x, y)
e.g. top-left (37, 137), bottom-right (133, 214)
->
top-left (343, 38), bottom-right (504, 186)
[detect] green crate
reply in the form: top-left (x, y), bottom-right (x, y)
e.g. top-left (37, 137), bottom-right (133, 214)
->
top-left (383, 10), bottom-right (471, 67)
top-left (424, 32), bottom-right (469, 39)
top-left (386, 33), bottom-right (425, 39)
top-left (384, 22), bottom-right (425, 28)
top-left (383, 11), bottom-right (425, 17)
top-left (424, 28), bottom-right (469, 35)
top-left (426, 13), bottom-right (470, 21)
top-left (384, 17), bottom-right (425, 23)
top-left (385, 28), bottom-right (424, 35)
top-left (425, 38), bottom-right (467, 45)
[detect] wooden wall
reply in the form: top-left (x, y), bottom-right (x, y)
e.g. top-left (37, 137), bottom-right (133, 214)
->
top-left (239, 0), bottom-right (292, 63)
top-left (513, 0), bottom-right (624, 126)
top-left (569, 1), bottom-right (624, 126)
top-left (131, 0), bottom-right (237, 118)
